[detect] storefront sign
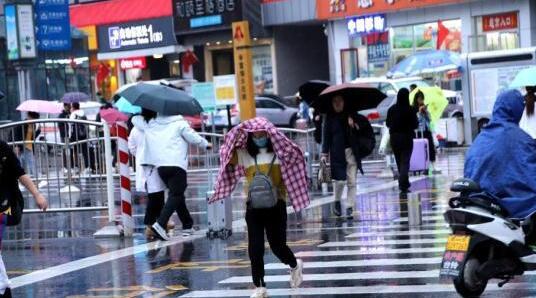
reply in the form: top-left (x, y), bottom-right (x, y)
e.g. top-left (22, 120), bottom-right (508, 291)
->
top-left (17, 5), bottom-right (37, 58)
top-left (347, 14), bottom-right (385, 36)
top-left (5, 5), bottom-right (19, 60)
top-left (366, 31), bottom-right (390, 63)
top-left (174, 0), bottom-right (243, 33)
top-left (35, 0), bottom-right (71, 51)
top-left (213, 75), bottom-right (238, 106)
top-left (192, 82), bottom-right (216, 111)
top-left (119, 57), bottom-right (147, 70)
top-left (98, 17), bottom-right (177, 53)
top-left (233, 21), bottom-right (256, 121)
top-left (317, 0), bottom-right (462, 20)
top-left (482, 12), bottom-right (518, 32)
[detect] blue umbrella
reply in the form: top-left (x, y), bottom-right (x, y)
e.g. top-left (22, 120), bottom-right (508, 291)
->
top-left (509, 67), bottom-right (536, 88)
top-left (114, 96), bottom-right (142, 114)
top-left (61, 92), bottom-right (90, 103)
top-left (387, 50), bottom-right (462, 78)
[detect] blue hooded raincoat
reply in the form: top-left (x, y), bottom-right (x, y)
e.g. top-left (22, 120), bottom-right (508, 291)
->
top-left (465, 89), bottom-right (536, 219)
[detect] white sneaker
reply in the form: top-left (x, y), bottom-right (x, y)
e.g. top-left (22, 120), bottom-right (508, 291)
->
top-left (182, 228), bottom-right (194, 237)
top-left (250, 287), bottom-right (267, 298)
top-left (290, 259), bottom-right (304, 288)
top-left (151, 223), bottom-right (170, 241)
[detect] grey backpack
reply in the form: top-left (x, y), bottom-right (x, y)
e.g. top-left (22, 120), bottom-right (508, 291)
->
top-left (247, 155), bottom-right (278, 209)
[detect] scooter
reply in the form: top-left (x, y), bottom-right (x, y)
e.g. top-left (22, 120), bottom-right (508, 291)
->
top-left (441, 178), bottom-right (536, 297)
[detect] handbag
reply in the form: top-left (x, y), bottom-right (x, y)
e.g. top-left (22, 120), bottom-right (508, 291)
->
top-left (317, 160), bottom-right (331, 185)
top-left (379, 125), bottom-right (392, 155)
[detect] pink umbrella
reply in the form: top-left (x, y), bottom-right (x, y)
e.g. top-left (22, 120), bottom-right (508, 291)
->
top-left (17, 100), bottom-right (63, 114)
top-left (99, 108), bottom-right (129, 124)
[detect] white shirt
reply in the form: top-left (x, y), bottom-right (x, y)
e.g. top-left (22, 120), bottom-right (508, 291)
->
top-left (520, 109), bottom-right (536, 139)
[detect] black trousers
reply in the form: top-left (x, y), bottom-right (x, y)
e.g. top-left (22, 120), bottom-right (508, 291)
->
top-left (157, 167), bottom-right (193, 229)
top-left (144, 191), bottom-right (165, 226)
top-left (391, 132), bottom-right (414, 191)
top-left (422, 130), bottom-right (436, 162)
top-left (246, 200), bottom-right (297, 287)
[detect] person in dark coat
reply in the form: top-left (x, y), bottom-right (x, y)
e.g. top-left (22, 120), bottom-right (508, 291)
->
top-left (321, 95), bottom-right (372, 218)
top-left (386, 88), bottom-right (418, 193)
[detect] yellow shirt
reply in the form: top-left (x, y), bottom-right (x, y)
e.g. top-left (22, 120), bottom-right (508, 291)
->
top-left (25, 125), bottom-right (34, 151)
top-left (231, 149), bottom-right (287, 201)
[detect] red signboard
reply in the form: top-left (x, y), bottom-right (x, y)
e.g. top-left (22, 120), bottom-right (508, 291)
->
top-left (119, 57), bottom-right (147, 70)
top-left (316, 0), bottom-right (465, 20)
top-left (482, 12), bottom-right (518, 32)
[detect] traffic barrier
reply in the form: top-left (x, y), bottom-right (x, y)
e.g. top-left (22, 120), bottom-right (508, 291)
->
top-left (116, 122), bottom-right (133, 236)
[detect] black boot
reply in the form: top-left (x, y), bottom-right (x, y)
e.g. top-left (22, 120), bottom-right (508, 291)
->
top-left (346, 207), bottom-right (353, 220)
top-left (1, 288), bottom-right (12, 298)
top-left (332, 201), bottom-right (342, 217)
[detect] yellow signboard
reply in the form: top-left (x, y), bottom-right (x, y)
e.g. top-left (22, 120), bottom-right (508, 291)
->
top-left (232, 21), bottom-right (256, 121)
top-left (79, 26), bottom-right (98, 50)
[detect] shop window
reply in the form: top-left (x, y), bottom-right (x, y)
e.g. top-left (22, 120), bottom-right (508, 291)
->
top-left (252, 45), bottom-right (274, 94)
top-left (472, 14), bottom-right (520, 52)
top-left (212, 49), bottom-right (234, 76)
top-left (340, 48), bottom-right (359, 82)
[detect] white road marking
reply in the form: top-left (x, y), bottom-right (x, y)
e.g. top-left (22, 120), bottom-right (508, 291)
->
top-left (318, 237), bottom-right (447, 247)
top-left (264, 257), bottom-right (442, 270)
top-left (345, 229), bottom-right (450, 238)
top-left (295, 246), bottom-right (445, 258)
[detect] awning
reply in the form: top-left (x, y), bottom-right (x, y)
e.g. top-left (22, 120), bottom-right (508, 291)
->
top-left (70, 0), bottom-right (172, 27)
top-left (97, 45), bottom-right (185, 61)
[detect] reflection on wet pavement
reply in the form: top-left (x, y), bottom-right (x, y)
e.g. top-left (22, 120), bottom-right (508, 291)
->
top-left (7, 150), bottom-right (536, 297)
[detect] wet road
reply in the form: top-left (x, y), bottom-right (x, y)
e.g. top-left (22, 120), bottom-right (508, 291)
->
top-left (6, 150), bottom-right (533, 297)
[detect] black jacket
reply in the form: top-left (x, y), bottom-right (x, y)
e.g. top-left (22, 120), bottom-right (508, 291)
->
top-left (322, 113), bottom-right (372, 180)
top-left (12, 123), bottom-right (41, 152)
top-left (0, 141), bottom-right (25, 213)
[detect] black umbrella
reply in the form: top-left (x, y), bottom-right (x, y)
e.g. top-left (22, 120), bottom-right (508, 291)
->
top-left (118, 83), bottom-right (203, 116)
top-left (298, 80), bottom-right (331, 105)
top-left (314, 83), bottom-right (387, 113)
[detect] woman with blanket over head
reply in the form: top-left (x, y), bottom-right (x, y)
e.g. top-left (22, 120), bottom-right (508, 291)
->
top-left (210, 117), bottom-right (310, 298)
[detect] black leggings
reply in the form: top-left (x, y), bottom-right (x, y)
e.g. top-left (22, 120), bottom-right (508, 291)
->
top-left (143, 191), bottom-right (165, 226)
top-left (421, 130), bottom-right (436, 162)
top-left (157, 167), bottom-right (193, 229)
top-left (246, 200), bottom-right (297, 287)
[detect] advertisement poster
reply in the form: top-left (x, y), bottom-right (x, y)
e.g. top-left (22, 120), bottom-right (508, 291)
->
top-left (17, 5), bottom-right (37, 58)
top-left (35, 0), bottom-right (71, 51)
top-left (213, 75), bottom-right (238, 106)
top-left (470, 65), bottom-right (530, 116)
top-left (191, 82), bottom-right (216, 111)
top-left (4, 5), bottom-right (19, 60)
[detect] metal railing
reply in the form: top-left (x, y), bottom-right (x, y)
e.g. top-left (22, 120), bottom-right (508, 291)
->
top-left (0, 119), bottom-right (114, 219)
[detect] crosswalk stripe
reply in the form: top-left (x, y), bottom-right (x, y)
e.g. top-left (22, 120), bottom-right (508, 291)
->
top-left (295, 246), bottom-right (445, 257)
top-left (180, 283), bottom-right (536, 297)
top-left (264, 257), bottom-right (442, 270)
top-left (318, 237), bottom-right (447, 247)
top-left (394, 215), bottom-right (445, 222)
top-left (345, 229), bottom-right (450, 238)
top-left (218, 269), bottom-right (443, 284)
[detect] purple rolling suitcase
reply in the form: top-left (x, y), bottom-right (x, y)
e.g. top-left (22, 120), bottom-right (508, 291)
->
top-left (410, 138), bottom-right (430, 174)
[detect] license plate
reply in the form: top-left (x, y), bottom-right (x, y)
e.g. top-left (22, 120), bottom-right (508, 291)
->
top-left (445, 235), bottom-right (470, 252)
top-left (440, 235), bottom-right (471, 278)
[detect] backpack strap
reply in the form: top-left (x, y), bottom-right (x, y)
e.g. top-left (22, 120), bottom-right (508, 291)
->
top-left (266, 154), bottom-right (277, 177)
top-left (254, 154), bottom-right (278, 176)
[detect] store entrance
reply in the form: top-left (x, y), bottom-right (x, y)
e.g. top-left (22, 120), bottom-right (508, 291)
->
top-left (212, 49), bottom-right (234, 76)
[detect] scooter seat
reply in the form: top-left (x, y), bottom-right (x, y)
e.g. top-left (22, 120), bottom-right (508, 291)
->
top-left (451, 178), bottom-right (482, 194)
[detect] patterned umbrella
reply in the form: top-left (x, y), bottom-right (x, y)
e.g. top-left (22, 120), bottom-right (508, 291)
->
top-left (387, 50), bottom-right (462, 78)
top-left (61, 92), bottom-right (90, 103)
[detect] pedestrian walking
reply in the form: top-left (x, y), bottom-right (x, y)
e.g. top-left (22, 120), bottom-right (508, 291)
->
top-left (128, 113), bottom-right (169, 240)
top-left (132, 109), bottom-right (212, 240)
top-left (520, 86), bottom-right (536, 139)
top-left (0, 140), bottom-right (48, 298)
top-left (210, 117), bottom-right (309, 298)
top-left (13, 112), bottom-right (40, 177)
top-left (386, 88), bottom-right (418, 193)
top-left (321, 95), bottom-right (373, 218)
top-left (58, 103), bottom-right (71, 173)
top-left (412, 90), bottom-right (437, 172)
top-left (69, 102), bottom-right (90, 174)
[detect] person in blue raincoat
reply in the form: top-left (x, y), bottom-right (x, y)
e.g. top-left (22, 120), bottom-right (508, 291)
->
top-left (465, 89), bottom-right (536, 220)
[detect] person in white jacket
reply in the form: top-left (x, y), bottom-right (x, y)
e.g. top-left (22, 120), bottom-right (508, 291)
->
top-left (132, 109), bottom-right (212, 240)
top-left (128, 124), bottom-right (168, 239)
top-left (520, 86), bottom-right (536, 139)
